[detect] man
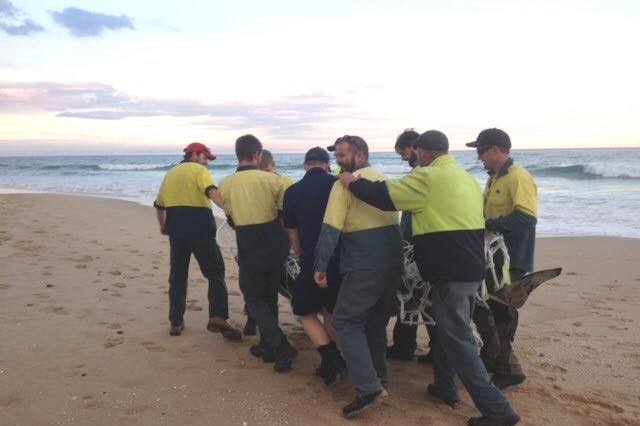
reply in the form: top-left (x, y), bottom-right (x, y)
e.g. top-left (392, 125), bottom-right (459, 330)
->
top-left (154, 142), bottom-right (242, 340)
top-left (339, 130), bottom-right (520, 426)
top-left (218, 134), bottom-right (297, 373)
top-left (283, 147), bottom-right (345, 385)
top-left (240, 149), bottom-right (294, 336)
top-left (314, 136), bottom-right (402, 419)
top-left (467, 128), bottom-right (538, 390)
top-left (386, 129), bottom-right (437, 365)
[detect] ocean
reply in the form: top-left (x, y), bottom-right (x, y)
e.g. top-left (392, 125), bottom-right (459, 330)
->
top-left (1, 149), bottom-right (639, 238)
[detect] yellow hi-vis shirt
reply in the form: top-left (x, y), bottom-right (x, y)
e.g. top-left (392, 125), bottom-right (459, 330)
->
top-left (155, 161), bottom-right (215, 209)
top-left (218, 168), bottom-right (287, 227)
top-left (484, 163), bottom-right (538, 219)
top-left (315, 166), bottom-right (401, 274)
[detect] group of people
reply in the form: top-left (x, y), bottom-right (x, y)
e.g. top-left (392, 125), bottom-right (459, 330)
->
top-left (153, 127), bottom-right (538, 426)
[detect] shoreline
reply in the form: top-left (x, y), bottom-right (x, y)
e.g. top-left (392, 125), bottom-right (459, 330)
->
top-left (0, 188), bottom-right (636, 240)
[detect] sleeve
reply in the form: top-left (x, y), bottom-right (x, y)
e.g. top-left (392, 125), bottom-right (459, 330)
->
top-left (349, 178), bottom-right (396, 211)
top-left (218, 179), bottom-right (232, 217)
top-left (386, 170), bottom-right (429, 213)
top-left (154, 176), bottom-right (167, 210)
top-left (282, 186), bottom-right (297, 229)
top-left (314, 182), bottom-right (350, 272)
top-left (196, 165), bottom-right (216, 196)
top-left (511, 171), bottom-right (537, 217)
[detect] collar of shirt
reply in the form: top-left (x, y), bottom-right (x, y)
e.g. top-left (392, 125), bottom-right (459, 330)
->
top-left (487, 157), bottom-right (514, 178)
top-left (303, 167), bottom-right (328, 177)
top-left (236, 165), bottom-right (258, 172)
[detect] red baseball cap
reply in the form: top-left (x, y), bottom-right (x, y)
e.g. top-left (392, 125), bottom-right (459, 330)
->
top-left (183, 142), bottom-right (216, 160)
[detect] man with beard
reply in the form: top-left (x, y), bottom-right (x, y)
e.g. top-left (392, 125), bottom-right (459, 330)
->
top-left (339, 130), bottom-right (520, 426)
top-left (314, 136), bottom-right (402, 419)
top-left (386, 129), bottom-right (437, 365)
top-left (154, 142), bottom-right (242, 340)
top-left (467, 128), bottom-right (537, 390)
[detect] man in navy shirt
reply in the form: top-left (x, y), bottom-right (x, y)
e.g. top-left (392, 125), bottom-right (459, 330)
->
top-left (283, 147), bottom-right (345, 385)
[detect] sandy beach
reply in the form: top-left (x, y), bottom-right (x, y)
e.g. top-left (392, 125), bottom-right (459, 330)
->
top-left (0, 193), bottom-right (639, 426)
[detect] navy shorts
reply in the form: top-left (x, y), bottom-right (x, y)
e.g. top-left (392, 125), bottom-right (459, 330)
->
top-left (292, 256), bottom-right (341, 316)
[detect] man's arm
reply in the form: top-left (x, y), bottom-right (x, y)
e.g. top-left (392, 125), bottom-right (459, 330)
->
top-left (207, 187), bottom-right (224, 209)
top-left (313, 182), bottom-right (349, 287)
top-left (286, 228), bottom-right (303, 256)
top-left (342, 170), bottom-right (428, 213)
top-left (155, 206), bottom-right (167, 235)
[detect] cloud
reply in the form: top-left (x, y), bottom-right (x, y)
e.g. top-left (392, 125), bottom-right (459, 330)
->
top-left (0, 81), bottom-right (348, 139)
top-left (0, 0), bottom-right (44, 36)
top-left (50, 7), bottom-right (134, 37)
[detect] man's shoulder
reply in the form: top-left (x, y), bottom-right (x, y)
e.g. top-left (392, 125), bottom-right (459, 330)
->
top-left (356, 166), bottom-right (386, 181)
top-left (509, 164), bottom-right (536, 183)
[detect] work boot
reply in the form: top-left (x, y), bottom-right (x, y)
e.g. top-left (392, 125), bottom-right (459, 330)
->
top-left (274, 340), bottom-right (298, 373)
top-left (169, 323), bottom-right (184, 336)
top-left (467, 414), bottom-right (520, 426)
top-left (426, 384), bottom-right (459, 409)
top-left (386, 345), bottom-right (414, 361)
top-left (492, 373), bottom-right (526, 390)
top-left (316, 341), bottom-right (346, 385)
top-left (207, 316), bottom-right (242, 341)
top-left (342, 388), bottom-right (388, 419)
top-left (249, 341), bottom-right (275, 363)
top-left (243, 316), bottom-right (257, 336)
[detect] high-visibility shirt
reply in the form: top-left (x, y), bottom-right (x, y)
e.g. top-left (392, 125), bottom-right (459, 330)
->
top-left (154, 161), bottom-right (216, 238)
top-left (314, 165), bottom-right (402, 275)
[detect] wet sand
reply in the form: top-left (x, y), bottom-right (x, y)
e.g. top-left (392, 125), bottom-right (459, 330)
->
top-left (1, 193), bottom-right (639, 425)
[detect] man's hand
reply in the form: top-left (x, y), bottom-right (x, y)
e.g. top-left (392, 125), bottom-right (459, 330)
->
top-left (339, 172), bottom-right (358, 188)
top-left (314, 272), bottom-right (328, 288)
top-left (160, 225), bottom-right (168, 236)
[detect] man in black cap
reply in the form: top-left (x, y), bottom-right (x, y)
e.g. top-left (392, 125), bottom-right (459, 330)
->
top-left (339, 130), bottom-right (520, 426)
top-left (282, 147), bottom-right (345, 385)
top-left (467, 128), bottom-right (538, 390)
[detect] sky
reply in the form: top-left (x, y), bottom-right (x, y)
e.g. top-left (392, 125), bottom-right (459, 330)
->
top-left (1, 0), bottom-right (639, 155)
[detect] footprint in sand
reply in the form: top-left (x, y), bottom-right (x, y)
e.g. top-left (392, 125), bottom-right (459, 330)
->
top-left (84, 400), bottom-right (104, 409)
top-left (104, 336), bottom-right (124, 349)
top-left (111, 292), bottom-right (123, 297)
top-left (75, 264), bottom-right (88, 269)
top-left (0, 393), bottom-right (20, 407)
top-left (42, 271), bottom-right (52, 276)
top-left (43, 306), bottom-right (69, 315)
top-left (124, 404), bottom-right (150, 415)
top-left (228, 290), bottom-right (241, 296)
top-left (107, 323), bottom-right (122, 330)
top-left (0, 284), bottom-right (11, 290)
top-left (141, 341), bottom-right (166, 352)
top-left (113, 282), bottom-right (127, 288)
top-left (109, 270), bottom-right (122, 276)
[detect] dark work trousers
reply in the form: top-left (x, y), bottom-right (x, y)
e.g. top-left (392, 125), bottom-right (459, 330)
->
top-left (333, 270), bottom-right (398, 396)
top-left (391, 311), bottom-right (437, 356)
top-left (473, 269), bottom-right (525, 376)
top-left (168, 236), bottom-right (229, 327)
top-left (239, 264), bottom-right (286, 354)
top-left (431, 281), bottom-right (516, 418)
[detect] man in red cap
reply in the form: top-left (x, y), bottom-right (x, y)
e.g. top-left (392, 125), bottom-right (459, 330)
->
top-left (154, 142), bottom-right (242, 340)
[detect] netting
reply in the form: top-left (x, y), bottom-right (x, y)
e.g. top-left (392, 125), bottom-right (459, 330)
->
top-left (216, 221), bottom-right (508, 330)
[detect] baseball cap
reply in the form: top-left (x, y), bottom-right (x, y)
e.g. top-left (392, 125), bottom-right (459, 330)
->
top-left (466, 128), bottom-right (511, 149)
top-left (183, 142), bottom-right (216, 160)
top-left (414, 130), bottom-right (449, 151)
top-left (304, 147), bottom-right (330, 163)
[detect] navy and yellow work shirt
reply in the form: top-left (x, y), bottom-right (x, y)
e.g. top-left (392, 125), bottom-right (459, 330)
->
top-left (282, 167), bottom-right (337, 264)
top-left (349, 155), bottom-right (486, 283)
top-left (218, 166), bottom-right (291, 272)
top-left (154, 161), bottom-right (217, 239)
top-left (314, 165), bottom-right (402, 276)
top-left (484, 158), bottom-right (538, 272)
